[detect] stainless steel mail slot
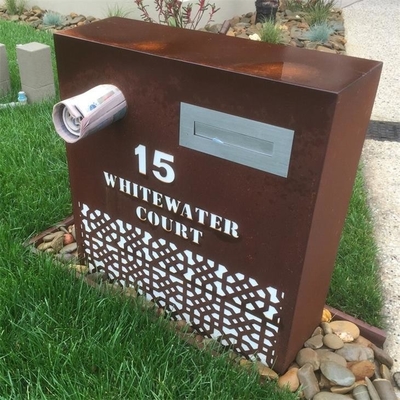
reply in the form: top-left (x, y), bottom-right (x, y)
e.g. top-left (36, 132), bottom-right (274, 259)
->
top-left (179, 102), bottom-right (294, 178)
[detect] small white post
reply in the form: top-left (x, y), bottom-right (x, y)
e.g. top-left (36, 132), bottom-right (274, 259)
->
top-left (16, 42), bottom-right (55, 103)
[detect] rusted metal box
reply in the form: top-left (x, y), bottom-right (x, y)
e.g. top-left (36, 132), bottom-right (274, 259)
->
top-left (53, 18), bottom-right (381, 372)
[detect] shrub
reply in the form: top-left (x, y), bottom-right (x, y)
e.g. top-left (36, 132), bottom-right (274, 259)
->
top-left (284, 0), bottom-right (307, 12)
top-left (5, 0), bottom-right (26, 15)
top-left (134, 0), bottom-right (220, 30)
top-left (105, 4), bottom-right (132, 18)
top-left (306, 0), bottom-right (336, 25)
top-left (304, 21), bottom-right (334, 42)
top-left (259, 19), bottom-right (282, 44)
top-left (285, 0), bottom-right (336, 19)
top-left (42, 11), bottom-right (65, 26)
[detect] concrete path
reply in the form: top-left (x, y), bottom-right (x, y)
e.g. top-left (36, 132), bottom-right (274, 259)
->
top-left (343, 0), bottom-right (400, 380)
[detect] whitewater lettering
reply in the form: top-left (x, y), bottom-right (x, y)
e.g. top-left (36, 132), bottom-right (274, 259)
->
top-left (103, 171), bottom-right (239, 244)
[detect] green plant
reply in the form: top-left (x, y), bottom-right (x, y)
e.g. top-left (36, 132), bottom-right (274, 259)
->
top-left (105, 4), bottom-right (132, 18)
top-left (305, 0), bottom-right (336, 24)
top-left (134, 0), bottom-right (220, 30)
top-left (285, 0), bottom-right (336, 21)
top-left (42, 11), bottom-right (65, 26)
top-left (259, 19), bottom-right (282, 44)
top-left (304, 21), bottom-right (334, 42)
top-left (5, 0), bottom-right (26, 15)
top-left (284, 0), bottom-right (307, 12)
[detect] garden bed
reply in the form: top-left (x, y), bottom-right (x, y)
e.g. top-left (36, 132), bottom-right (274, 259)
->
top-left (0, 4), bottom-right (346, 54)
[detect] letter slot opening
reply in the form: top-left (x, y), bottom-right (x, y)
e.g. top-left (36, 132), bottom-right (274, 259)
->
top-left (179, 102), bottom-right (295, 178)
top-left (194, 122), bottom-right (275, 157)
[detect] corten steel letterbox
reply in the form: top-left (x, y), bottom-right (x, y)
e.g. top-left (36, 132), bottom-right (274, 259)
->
top-left (53, 18), bottom-right (381, 372)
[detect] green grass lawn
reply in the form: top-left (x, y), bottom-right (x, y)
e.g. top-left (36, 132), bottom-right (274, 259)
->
top-left (0, 19), bottom-right (382, 398)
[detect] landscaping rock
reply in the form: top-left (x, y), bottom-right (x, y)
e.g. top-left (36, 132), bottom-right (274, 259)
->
top-left (320, 361), bottom-right (356, 387)
top-left (313, 393), bottom-right (351, 399)
top-left (329, 320), bottom-right (360, 342)
top-left (317, 350), bottom-right (347, 367)
top-left (368, 342), bottom-right (394, 368)
top-left (324, 333), bottom-right (344, 350)
top-left (277, 367), bottom-right (299, 392)
top-left (305, 334), bottom-right (324, 349)
top-left (336, 344), bottom-right (374, 362)
top-left (365, 376), bottom-right (381, 400)
top-left (352, 385), bottom-right (371, 400)
top-left (298, 363), bottom-right (320, 399)
top-left (372, 378), bottom-right (397, 400)
top-left (296, 348), bottom-right (320, 370)
top-left (348, 360), bottom-right (375, 381)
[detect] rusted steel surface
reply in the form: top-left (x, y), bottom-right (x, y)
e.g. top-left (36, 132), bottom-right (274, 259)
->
top-left (53, 18), bottom-right (381, 373)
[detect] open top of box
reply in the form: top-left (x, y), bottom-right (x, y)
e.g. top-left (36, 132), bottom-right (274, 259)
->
top-left (56, 17), bottom-right (382, 93)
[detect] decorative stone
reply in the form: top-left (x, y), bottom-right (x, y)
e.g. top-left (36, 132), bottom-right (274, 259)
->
top-left (122, 286), bottom-right (137, 298)
top-left (55, 252), bottom-right (75, 262)
top-left (298, 363), bottom-right (320, 399)
top-left (43, 231), bottom-right (63, 242)
top-left (305, 334), bottom-right (324, 349)
top-left (239, 358), bottom-right (253, 369)
top-left (330, 383), bottom-right (355, 394)
top-left (296, 348), bottom-right (320, 370)
top-left (336, 344), bottom-right (374, 362)
top-left (70, 264), bottom-right (89, 274)
top-left (320, 361), bottom-right (356, 387)
top-left (37, 241), bottom-right (53, 251)
top-left (393, 371), bottom-right (400, 388)
top-left (379, 363), bottom-right (391, 381)
top-left (329, 321), bottom-right (360, 341)
top-left (256, 364), bottom-right (279, 380)
top-left (312, 326), bottom-right (323, 337)
top-left (372, 378), bottom-right (397, 400)
top-left (59, 242), bottom-right (78, 254)
top-left (348, 360), bottom-right (375, 380)
top-left (277, 367), bottom-right (299, 392)
top-left (317, 46), bottom-right (337, 54)
top-left (317, 350), bottom-right (347, 367)
top-left (368, 343), bottom-right (394, 368)
top-left (313, 392), bottom-right (350, 399)
top-left (352, 385), bottom-right (371, 400)
top-left (354, 336), bottom-right (372, 348)
top-left (373, 360), bottom-right (381, 379)
top-left (71, 224), bottom-right (76, 239)
top-left (365, 376), bottom-right (380, 400)
top-left (318, 372), bottom-right (333, 389)
top-left (86, 271), bottom-right (107, 283)
top-left (321, 322), bottom-right (333, 335)
top-left (248, 33), bottom-right (261, 41)
top-left (324, 333), bottom-right (344, 350)
top-left (64, 233), bottom-right (74, 245)
top-left (173, 319), bottom-right (194, 333)
top-left (58, 225), bottom-right (68, 234)
top-left (50, 234), bottom-right (64, 252)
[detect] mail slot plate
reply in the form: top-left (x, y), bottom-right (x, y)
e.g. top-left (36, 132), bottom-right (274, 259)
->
top-left (179, 102), bottom-right (294, 178)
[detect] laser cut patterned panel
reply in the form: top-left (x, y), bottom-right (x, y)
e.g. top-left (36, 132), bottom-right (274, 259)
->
top-left (79, 203), bottom-right (285, 366)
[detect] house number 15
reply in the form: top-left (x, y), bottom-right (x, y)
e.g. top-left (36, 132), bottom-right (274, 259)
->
top-left (134, 144), bottom-right (175, 183)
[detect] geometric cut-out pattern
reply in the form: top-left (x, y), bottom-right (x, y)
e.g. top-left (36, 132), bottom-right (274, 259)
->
top-left (79, 203), bottom-right (285, 366)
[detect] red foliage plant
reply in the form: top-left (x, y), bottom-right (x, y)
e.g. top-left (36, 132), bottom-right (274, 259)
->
top-left (134, 0), bottom-right (220, 30)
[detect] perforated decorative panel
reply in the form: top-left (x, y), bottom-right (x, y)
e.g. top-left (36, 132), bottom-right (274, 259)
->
top-left (80, 203), bottom-right (284, 365)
